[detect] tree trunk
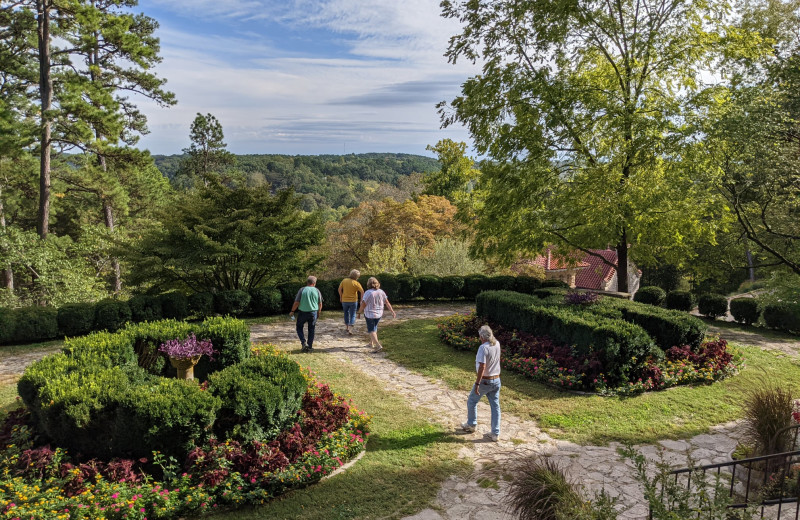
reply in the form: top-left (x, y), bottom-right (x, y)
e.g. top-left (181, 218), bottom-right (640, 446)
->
top-left (102, 198), bottom-right (122, 294)
top-left (36, 0), bottom-right (52, 239)
top-left (745, 246), bottom-right (756, 283)
top-left (616, 230), bottom-right (629, 293)
top-left (0, 188), bottom-right (13, 291)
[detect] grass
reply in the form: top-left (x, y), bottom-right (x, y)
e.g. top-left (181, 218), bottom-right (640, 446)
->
top-left (379, 319), bottom-right (800, 446)
top-left (0, 339), bottom-right (62, 359)
top-left (703, 319), bottom-right (799, 342)
top-left (205, 348), bottom-right (469, 520)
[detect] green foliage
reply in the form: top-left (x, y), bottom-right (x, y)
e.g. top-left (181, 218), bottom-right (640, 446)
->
top-left (505, 455), bottom-right (582, 520)
top-left (487, 275), bottom-right (516, 292)
top-left (743, 380), bottom-right (796, 456)
top-left (541, 280), bottom-right (569, 289)
top-left (12, 307), bottom-right (59, 344)
top-left (665, 291), bottom-right (696, 312)
top-left (209, 355), bottom-right (306, 442)
top-left (276, 282), bottom-right (303, 312)
top-left (513, 276), bottom-right (542, 295)
top-left (406, 237), bottom-right (485, 277)
top-left (640, 265), bottom-right (684, 292)
top-left (126, 182), bottom-right (324, 292)
top-left (128, 295), bottom-right (163, 322)
top-left (159, 292), bottom-right (189, 321)
top-left (175, 113), bottom-right (236, 188)
top-left (697, 294), bottom-right (729, 319)
top-left (462, 274), bottom-right (488, 298)
top-left (193, 316), bottom-right (251, 380)
top-left (248, 287), bottom-right (282, 315)
top-left (762, 302), bottom-right (800, 333)
top-left (0, 308), bottom-right (15, 344)
top-left (633, 287), bottom-right (667, 306)
top-left (600, 298), bottom-right (706, 350)
top-left (57, 303), bottom-right (95, 337)
top-left (314, 280), bottom-right (339, 311)
top-left (187, 292), bottom-right (214, 318)
top-left (94, 298), bottom-right (132, 332)
top-left (477, 291), bottom-right (659, 386)
top-left (213, 290), bottom-right (251, 316)
top-left (440, 276), bottom-right (465, 300)
top-left (729, 298), bottom-right (760, 326)
top-left (395, 274), bottom-right (420, 301)
top-left (375, 274), bottom-right (400, 301)
top-left (417, 275), bottom-right (443, 300)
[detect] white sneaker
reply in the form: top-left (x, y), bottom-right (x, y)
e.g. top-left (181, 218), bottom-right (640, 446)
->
top-left (485, 432), bottom-right (499, 442)
top-left (461, 422), bottom-right (476, 433)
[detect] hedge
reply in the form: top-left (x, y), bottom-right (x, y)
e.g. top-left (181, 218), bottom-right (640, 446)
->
top-left (730, 298), bottom-right (760, 326)
top-left (214, 290), bottom-right (251, 316)
top-left (417, 275), bottom-right (443, 299)
top-left (599, 298), bottom-right (706, 349)
top-left (57, 303), bottom-right (96, 337)
top-left (159, 292), bottom-right (189, 320)
top-left (94, 298), bottom-right (131, 332)
top-left (188, 291), bottom-right (214, 318)
top-left (665, 291), bottom-right (695, 312)
top-left (128, 294), bottom-right (163, 322)
top-left (248, 287), bottom-right (282, 315)
top-left (476, 291), bottom-right (659, 386)
top-left (698, 293), bottom-right (728, 319)
top-left (0, 308), bottom-right (14, 344)
top-left (762, 302), bottom-right (800, 333)
top-left (13, 307), bottom-right (59, 343)
top-left (633, 286), bottom-right (666, 306)
top-left (18, 317), bottom-right (252, 460)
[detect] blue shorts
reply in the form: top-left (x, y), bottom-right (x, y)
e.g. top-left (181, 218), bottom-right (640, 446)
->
top-left (365, 317), bottom-right (381, 333)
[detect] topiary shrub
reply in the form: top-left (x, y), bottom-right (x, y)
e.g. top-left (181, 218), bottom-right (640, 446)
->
top-left (440, 276), bottom-right (466, 299)
top-left (762, 302), bottom-right (800, 333)
top-left (602, 298), bottom-right (706, 350)
top-left (209, 355), bottom-right (306, 442)
top-left (633, 286), bottom-right (666, 306)
top-left (487, 275), bottom-right (516, 292)
top-left (0, 308), bottom-right (16, 344)
top-left (665, 291), bottom-right (695, 312)
top-left (214, 290), bottom-right (251, 316)
top-left (194, 316), bottom-right (251, 380)
top-left (541, 279), bottom-right (569, 288)
top-left (57, 303), bottom-right (96, 337)
top-left (697, 293), bottom-right (728, 319)
top-left (395, 274), bottom-right (420, 301)
top-left (729, 298), bottom-right (760, 326)
top-left (513, 276), bottom-right (542, 295)
top-left (248, 287), bottom-right (282, 316)
top-left (128, 295), bottom-right (163, 323)
top-left (159, 292), bottom-right (189, 320)
top-left (462, 274), bottom-right (489, 298)
top-left (12, 307), bottom-right (59, 344)
top-left (314, 280), bottom-right (339, 311)
top-left (376, 274), bottom-right (400, 301)
top-left (188, 292), bottom-right (215, 318)
top-left (94, 299), bottom-right (132, 332)
top-left (417, 275), bottom-right (442, 300)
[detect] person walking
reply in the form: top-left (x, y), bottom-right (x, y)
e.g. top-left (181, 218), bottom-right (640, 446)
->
top-left (462, 325), bottom-right (501, 441)
top-left (356, 276), bottom-right (395, 353)
top-left (289, 276), bottom-right (323, 353)
top-left (338, 269), bottom-right (364, 335)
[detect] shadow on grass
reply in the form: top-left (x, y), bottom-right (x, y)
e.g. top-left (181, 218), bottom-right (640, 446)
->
top-left (367, 429), bottom-right (465, 452)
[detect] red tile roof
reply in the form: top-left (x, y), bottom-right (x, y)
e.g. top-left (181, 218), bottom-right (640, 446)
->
top-left (529, 247), bottom-right (589, 271)
top-left (574, 249), bottom-right (618, 291)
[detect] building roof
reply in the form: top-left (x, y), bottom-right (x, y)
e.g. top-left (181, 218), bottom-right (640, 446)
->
top-left (574, 249), bottom-right (618, 290)
top-left (528, 247), bottom-right (589, 271)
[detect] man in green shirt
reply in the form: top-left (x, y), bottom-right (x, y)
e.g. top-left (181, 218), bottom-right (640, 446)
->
top-left (290, 276), bottom-right (323, 352)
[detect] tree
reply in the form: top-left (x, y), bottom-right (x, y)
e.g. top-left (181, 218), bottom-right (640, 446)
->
top-left (439, 0), bottom-right (759, 291)
top-left (177, 113), bottom-right (236, 187)
top-left (423, 139), bottom-right (479, 203)
top-left (125, 182), bottom-right (324, 292)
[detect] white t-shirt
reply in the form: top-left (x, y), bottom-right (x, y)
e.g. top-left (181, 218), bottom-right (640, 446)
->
top-left (476, 341), bottom-right (501, 377)
top-left (362, 288), bottom-right (387, 319)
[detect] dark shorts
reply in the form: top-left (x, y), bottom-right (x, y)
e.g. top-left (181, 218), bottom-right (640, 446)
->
top-left (365, 317), bottom-right (381, 333)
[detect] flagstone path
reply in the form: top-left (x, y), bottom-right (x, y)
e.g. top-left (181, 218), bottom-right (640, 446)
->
top-left (249, 304), bottom-right (753, 520)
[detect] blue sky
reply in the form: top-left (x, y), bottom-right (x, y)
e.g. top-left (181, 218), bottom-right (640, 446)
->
top-left (133, 0), bottom-right (480, 156)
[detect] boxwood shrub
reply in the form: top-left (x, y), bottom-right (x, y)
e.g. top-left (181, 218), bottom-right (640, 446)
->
top-left (214, 290), bottom-right (251, 316)
top-left (633, 286), bottom-right (666, 306)
top-left (541, 279), bottom-right (569, 288)
top-left (193, 316), bottom-right (251, 380)
top-left (209, 354), bottom-right (306, 442)
top-left (12, 307), bottom-right (59, 343)
top-left (730, 298), bottom-right (760, 326)
top-left (396, 274), bottom-right (420, 301)
top-left (462, 274), bottom-right (488, 298)
top-left (762, 302), bottom-right (800, 333)
top-left (57, 303), bottom-right (96, 337)
top-left (600, 298), bottom-right (706, 349)
top-left (159, 292), bottom-right (189, 320)
top-left (314, 280), bottom-right (340, 311)
top-left (276, 282), bottom-right (303, 312)
top-left (665, 291), bottom-right (696, 311)
top-left (440, 276), bottom-right (466, 299)
top-left (417, 275), bottom-right (443, 299)
top-left (376, 274), bottom-right (400, 301)
top-left (248, 287), bottom-right (282, 315)
top-left (188, 291), bottom-right (215, 318)
top-left (487, 275), bottom-right (516, 292)
top-left (128, 294), bottom-right (163, 322)
top-left (512, 276), bottom-right (542, 295)
top-left (698, 293), bottom-right (728, 319)
top-left (0, 308), bottom-right (15, 344)
top-left (94, 298), bottom-right (132, 332)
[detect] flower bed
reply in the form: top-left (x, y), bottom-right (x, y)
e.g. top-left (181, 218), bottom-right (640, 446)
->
top-left (437, 313), bottom-right (742, 395)
top-left (0, 344), bottom-right (370, 519)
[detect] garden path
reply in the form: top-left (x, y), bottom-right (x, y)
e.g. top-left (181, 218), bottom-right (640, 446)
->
top-left (249, 304), bottom-right (747, 520)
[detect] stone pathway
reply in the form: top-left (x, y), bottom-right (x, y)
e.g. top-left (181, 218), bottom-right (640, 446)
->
top-left (0, 345), bottom-right (61, 387)
top-left (249, 304), bottom-right (750, 520)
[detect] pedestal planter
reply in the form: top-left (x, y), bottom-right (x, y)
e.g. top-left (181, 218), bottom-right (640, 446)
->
top-left (170, 355), bottom-right (201, 380)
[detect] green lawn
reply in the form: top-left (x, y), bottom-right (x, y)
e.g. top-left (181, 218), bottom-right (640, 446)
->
top-left (379, 318), bottom-right (800, 446)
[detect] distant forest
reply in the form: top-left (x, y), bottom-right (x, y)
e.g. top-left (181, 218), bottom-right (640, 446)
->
top-left (152, 153), bottom-right (440, 214)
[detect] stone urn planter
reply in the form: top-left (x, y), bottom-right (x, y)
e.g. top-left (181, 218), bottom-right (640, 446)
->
top-left (169, 355), bottom-right (202, 380)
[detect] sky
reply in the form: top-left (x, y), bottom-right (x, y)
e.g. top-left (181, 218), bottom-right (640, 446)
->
top-left (133, 0), bottom-right (481, 156)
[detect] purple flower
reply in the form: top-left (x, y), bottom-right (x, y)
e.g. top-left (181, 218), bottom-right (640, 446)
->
top-left (159, 333), bottom-right (216, 360)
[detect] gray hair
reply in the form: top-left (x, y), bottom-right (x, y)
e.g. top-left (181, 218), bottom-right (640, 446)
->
top-left (366, 276), bottom-right (380, 289)
top-left (306, 275), bottom-right (317, 285)
top-left (349, 269), bottom-right (360, 280)
top-left (478, 325), bottom-right (497, 346)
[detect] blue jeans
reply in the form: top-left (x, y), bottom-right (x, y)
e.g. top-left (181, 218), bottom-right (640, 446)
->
top-left (466, 378), bottom-right (501, 435)
top-left (296, 310), bottom-right (318, 348)
top-left (365, 317), bottom-right (381, 333)
top-left (342, 302), bottom-right (358, 326)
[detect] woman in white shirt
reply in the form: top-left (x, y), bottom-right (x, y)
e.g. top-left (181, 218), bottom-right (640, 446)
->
top-left (356, 276), bottom-right (396, 353)
top-left (461, 325), bottom-right (501, 441)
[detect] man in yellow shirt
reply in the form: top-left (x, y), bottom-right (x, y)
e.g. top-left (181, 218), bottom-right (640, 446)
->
top-left (338, 269), bottom-right (364, 335)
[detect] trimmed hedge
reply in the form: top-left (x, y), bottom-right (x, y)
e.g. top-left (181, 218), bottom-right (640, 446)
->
top-left (396, 274), bottom-right (420, 301)
top-left (214, 290), bottom-right (251, 316)
top-left (730, 298), bottom-right (759, 326)
top-left (600, 298), bottom-right (706, 349)
top-left (18, 317), bottom-right (251, 460)
top-left (159, 292), bottom-right (189, 320)
top-left (417, 275), bottom-right (443, 299)
top-left (440, 276), bottom-right (465, 299)
top-left (665, 291), bottom-right (695, 312)
top-left (128, 294), bottom-right (163, 322)
top-left (0, 308), bottom-right (14, 344)
top-left (477, 291), bottom-right (659, 386)
top-left (248, 287), bottom-right (282, 315)
top-left (13, 307), bottom-right (59, 343)
top-left (57, 303), bottom-right (96, 337)
top-left (188, 292), bottom-right (215, 318)
top-left (698, 293), bottom-right (728, 319)
top-left (633, 286), bottom-right (666, 306)
top-left (94, 299), bottom-right (132, 332)
top-left (763, 302), bottom-right (800, 333)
